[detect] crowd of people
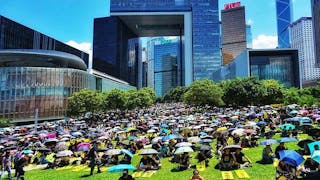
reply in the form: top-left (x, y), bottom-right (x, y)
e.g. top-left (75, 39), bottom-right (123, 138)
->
top-left (0, 103), bottom-right (319, 180)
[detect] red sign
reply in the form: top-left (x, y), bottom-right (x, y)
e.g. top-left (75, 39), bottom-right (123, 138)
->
top-left (224, 2), bottom-right (241, 10)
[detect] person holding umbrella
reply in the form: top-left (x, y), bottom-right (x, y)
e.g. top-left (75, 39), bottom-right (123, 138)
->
top-left (89, 141), bottom-right (101, 175)
top-left (275, 142), bottom-right (287, 159)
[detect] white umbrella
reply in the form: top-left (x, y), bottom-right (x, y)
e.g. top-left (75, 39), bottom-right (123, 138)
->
top-left (56, 150), bottom-right (73, 157)
top-left (174, 146), bottom-right (194, 154)
top-left (175, 142), bottom-right (192, 148)
top-left (232, 128), bottom-right (245, 136)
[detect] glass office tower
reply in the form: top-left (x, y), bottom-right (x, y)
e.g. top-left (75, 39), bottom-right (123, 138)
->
top-left (312, 0), bottom-right (320, 66)
top-left (93, 0), bottom-right (221, 86)
top-left (276, 0), bottom-right (293, 48)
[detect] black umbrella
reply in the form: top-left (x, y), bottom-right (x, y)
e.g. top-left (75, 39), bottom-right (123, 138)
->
top-left (36, 147), bottom-right (51, 152)
top-left (223, 145), bottom-right (242, 152)
top-left (3, 146), bottom-right (16, 151)
top-left (297, 139), bottom-right (315, 148)
top-left (307, 128), bottom-right (320, 138)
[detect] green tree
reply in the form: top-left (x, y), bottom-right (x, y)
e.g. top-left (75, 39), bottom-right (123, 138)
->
top-left (67, 89), bottom-right (102, 117)
top-left (126, 88), bottom-right (156, 109)
top-left (283, 87), bottom-right (300, 105)
top-left (162, 86), bottom-right (189, 102)
top-left (183, 79), bottom-right (224, 106)
top-left (222, 77), bottom-right (264, 106)
top-left (0, 118), bottom-right (13, 128)
top-left (102, 89), bottom-right (128, 110)
top-left (297, 94), bottom-right (318, 106)
top-left (260, 80), bottom-right (284, 105)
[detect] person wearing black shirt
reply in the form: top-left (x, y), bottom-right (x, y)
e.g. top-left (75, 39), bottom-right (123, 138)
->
top-left (119, 169), bottom-right (135, 180)
top-left (137, 155), bottom-right (153, 171)
top-left (275, 142), bottom-right (287, 159)
top-left (89, 143), bottom-right (101, 175)
top-left (233, 149), bottom-right (252, 168)
top-left (301, 158), bottom-right (320, 178)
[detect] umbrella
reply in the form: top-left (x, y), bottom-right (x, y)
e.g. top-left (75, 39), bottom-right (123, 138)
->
top-left (199, 145), bottom-right (212, 151)
top-left (290, 110), bottom-right (298, 115)
top-left (151, 137), bottom-right (162, 144)
top-left (232, 129), bottom-right (245, 136)
top-left (44, 138), bottom-right (59, 145)
top-left (139, 149), bottom-right (158, 155)
top-left (107, 164), bottom-right (135, 173)
top-left (147, 129), bottom-right (156, 133)
top-left (223, 145), bottom-right (242, 152)
top-left (216, 127), bottom-right (227, 132)
top-left (162, 134), bottom-right (178, 141)
top-left (257, 121), bottom-right (267, 126)
top-left (161, 124), bottom-right (169, 129)
top-left (159, 129), bottom-right (170, 135)
top-left (278, 137), bottom-right (297, 143)
top-left (22, 149), bottom-right (33, 154)
top-left (181, 127), bottom-right (192, 134)
top-left (174, 146), bottom-right (194, 154)
top-left (300, 117), bottom-right (311, 123)
top-left (128, 136), bottom-right (137, 141)
top-left (244, 129), bottom-right (256, 134)
top-left (36, 147), bottom-right (51, 152)
top-left (311, 150), bottom-right (320, 163)
top-left (106, 149), bottom-right (121, 156)
top-left (260, 139), bottom-right (278, 145)
top-left (175, 142), bottom-right (192, 148)
top-left (121, 149), bottom-right (133, 158)
top-left (308, 141), bottom-right (320, 155)
top-left (279, 150), bottom-right (304, 166)
top-left (188, 136), bottom-right (200, 143)
top-left (204, 128), bottom-right (214, 132)
top-left (199, 139), bottom-right (213, 143)
top-left (56, 150), bottom-right (73, 157)
top-left (280, 124), bottom-right (295, 130)
top-left (312, 114), bottom-right (320, 119)
top-left (55, 142), bottom-right (67, 151)
top-left (297, 139), bottom-right (315, 148)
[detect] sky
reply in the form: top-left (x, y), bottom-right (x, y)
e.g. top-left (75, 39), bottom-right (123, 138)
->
top-left (0, 0), bottom-right (312, 56)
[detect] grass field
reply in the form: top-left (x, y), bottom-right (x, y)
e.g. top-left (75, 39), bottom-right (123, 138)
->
top-left (22, 134), bottom-right (307, 180)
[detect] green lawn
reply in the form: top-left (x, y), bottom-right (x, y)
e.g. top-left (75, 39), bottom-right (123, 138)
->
top-left (23, 134), bottom-right (306, 180)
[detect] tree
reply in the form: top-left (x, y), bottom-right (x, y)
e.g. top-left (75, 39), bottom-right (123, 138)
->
top-left (126, 88), bottom-right (156, 109)
top-left (183, 79), bottom-right (224, 106)
top-left (260, 80), bottom-right (284, 105)
top-left (222, 77), bottom-right (264, 106)
top-left (67, 89), bottom-right (102, 117)
top-left (102, 89), bottom-right (128, 110)
top-left (0, 118), bottom-right (13, 128)
top-left (283, 87), bottom-right (300, 105)
top-left (162, 86), bottom-right (189, 102)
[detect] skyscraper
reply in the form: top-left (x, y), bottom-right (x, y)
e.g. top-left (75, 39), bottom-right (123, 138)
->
top-left (290, 17), bottom-right (320, 84)
top-left (221, 3), bottom-right (247, 65)
top-left (93, 0), bottom-right (221, 86)
top-left (311, 0), bottom-right (320, 66)
top-left (276, 0), bottom-right (293, 48)
top-left (246, 25), bottom-right (253, 49)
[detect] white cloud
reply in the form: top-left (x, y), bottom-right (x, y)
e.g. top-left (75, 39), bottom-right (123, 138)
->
top-left (247, 19), bottom-right (253, 25)
top-left (65, 40), bottom-right (92, 69)
top-left (252, 34), bottom-right (278, 49)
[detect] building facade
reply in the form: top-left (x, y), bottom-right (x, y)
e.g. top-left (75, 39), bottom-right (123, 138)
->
top-left (212, 49), bottom-right (300, 88)
top-left (312, 0), bottom-right (320, 67)
top-left (0, 16), bottom-right (89, 65)
top-left (246, 25), bottom-right (253, 49)
top-left (221, 5), bottom-right (247, 65)
top-left (154, 42), bottom-right (181, 97)
top-left (276, 0), bottom-right (293, 48)
top-left (93, 0), bottom-right (221, 85)
top-left (290, 17), bottom-right (320, 85)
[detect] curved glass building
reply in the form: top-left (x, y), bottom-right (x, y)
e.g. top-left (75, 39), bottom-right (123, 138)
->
top-left (0, 50), bottom-right (96, 122)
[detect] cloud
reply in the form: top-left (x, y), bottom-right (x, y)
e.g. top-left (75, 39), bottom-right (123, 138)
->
top-left (252, 34), bottom-right (278, 49)
top-left (65, 40), bottom-right (92, 68)
top-left (247, 19), bottom-right (253, 25)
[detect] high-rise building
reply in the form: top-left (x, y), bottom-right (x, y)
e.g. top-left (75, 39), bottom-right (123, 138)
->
top-left (311, 0), bottom-right (320, 67)
top-left (0, 16), bottom-right (89, 65)
top-left (276, 0), bottom-right (293, 48)
top-left (290, 17), bottom-right (320, 85)
top-left (93, 0), bottom-right (221, 85)
top-left (221, 3), bottom-right (247, 65)
top-left (246, 25), bottom-right (253, 49)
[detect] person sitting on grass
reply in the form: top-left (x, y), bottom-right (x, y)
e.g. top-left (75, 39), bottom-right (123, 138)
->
top-left (136, 155), bottom-right (153, 171)
top-left (232, 148), bottom-right (252, 168)
top-left (215, 148), bottom-right (235, 170)
top-left (178, 152), bottom-right (191, 171)
top-left (275, 142), bottom-right (287, 159)
top-left (189, 170), bottom-right (204, 180)
top-left (276, 160), bottom-right (299, 180)
top-left (119, 169), bottom-right (135, 180)
top-left (150, 154), bottom-right (161, 170)
top-left (195, 150), bottom-right (209, 167)
top-left (258, 144), bottom-right (274, 164)
top-left (300, 158), bottom-right (320, 178)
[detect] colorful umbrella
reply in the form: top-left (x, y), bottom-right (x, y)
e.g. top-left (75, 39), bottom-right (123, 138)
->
top-left (260, 139), bottom-right (278, 145)
top-left (278, 137), bottom-right (297, 143)
top-left (280, 124), bottom-right (295, 130)
top-left (139, 149), bottom-right (158, 155)
top-left (216, 127), bottom-right (227, 132)
top-left (297, 139), bottom-right (315, 148)
top-left (279, 150), bottom-right (304, 166)
top-left (107, 164), bottom-right (135, 173)
top-left (175, 142), bottom-right (192, 148)
top-left (121, 149), bottom-right (133, 158)
top-left (106, 149), bottom-right (121, 156)
top-left (174, 146), bottom-right (194, 154)
top-left (308, 141), bottom-right (320, 155)
top-left (56, 150), bottom-right (73, 157)
top-left (311, 150), bottom-right (320, 163)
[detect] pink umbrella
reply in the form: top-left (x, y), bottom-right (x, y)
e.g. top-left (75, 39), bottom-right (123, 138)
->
top-left (244, 129), bottom-right (256, 134)
top-left (47, 133), bottom-right (56, 138)
top-left (77, 142), bottom-right (90, 151)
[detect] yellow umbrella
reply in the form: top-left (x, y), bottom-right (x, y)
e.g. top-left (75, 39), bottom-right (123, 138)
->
top-left (216, 127), bottom-right (227, 132)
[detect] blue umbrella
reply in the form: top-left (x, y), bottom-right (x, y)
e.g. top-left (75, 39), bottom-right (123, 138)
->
top-left (257, 121), bottom-right (267, 126)
top-left (162, 134), bottom-right (178, 141)
top-left (290, 110), bottom-right (298, 115)
top-left (279, 150), bottom-right (304, 166)
top-left (308, 141), bottom-right (320, 155)
top-left (300, 117), bottom-right (312, 123)
top-left (290, 117), bottom-right (301, 122)
top-left (22, 149), bottom-right (33, 154)
top-left (199, 132), bottom-right (207, 136)
top-left (278, 137), bottom-right (297, 143)
top-left (161, 124), bottom-right (169, 129)
top-left (121, 149), bottom-right (133, 158)
top-left (199, 139), bottom-right (213, 143)
top-left (311, 150), bottom-right (320, 163)
top-left (260, 139), bottom-right (278, 145)
top-left (107, 164), bottom-right (135, 172)
top-left (128, 136), bottom-right (137, 141)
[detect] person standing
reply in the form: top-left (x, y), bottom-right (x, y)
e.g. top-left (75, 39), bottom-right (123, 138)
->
top-left (2, 150), bottom-right (12, 180)
top-left (89, 142), bottom-right (101, 175)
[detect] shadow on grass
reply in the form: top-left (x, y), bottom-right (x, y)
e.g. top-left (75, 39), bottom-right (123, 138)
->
top-left (80, 174), bottom-right (91, 178)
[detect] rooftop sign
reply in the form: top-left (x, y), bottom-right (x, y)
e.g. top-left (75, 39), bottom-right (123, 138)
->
top-left (224, 2), bottom-right (241, 10)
